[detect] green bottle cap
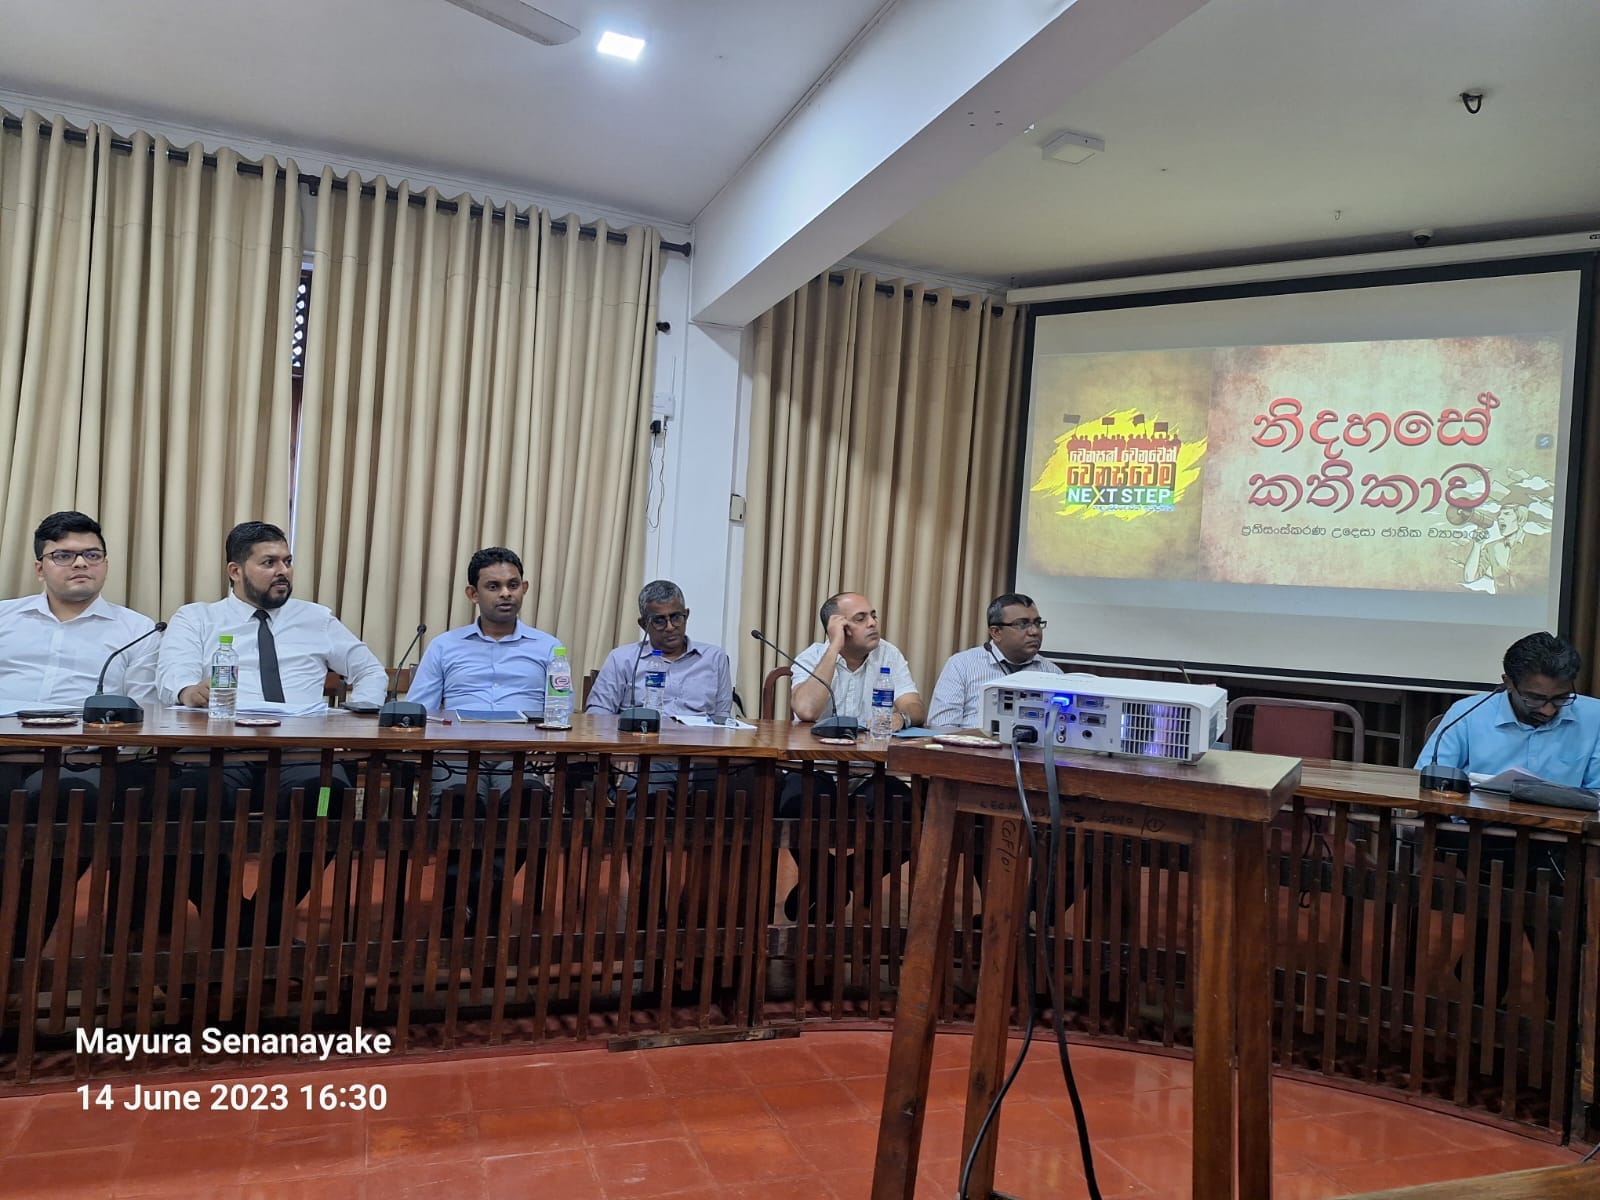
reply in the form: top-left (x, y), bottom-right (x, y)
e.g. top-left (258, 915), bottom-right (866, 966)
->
top-left (219, 635), bottom-right (234, 645)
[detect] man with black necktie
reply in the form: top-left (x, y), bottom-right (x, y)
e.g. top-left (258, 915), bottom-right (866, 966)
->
top-left (157, 521), bottom-right (386, 944)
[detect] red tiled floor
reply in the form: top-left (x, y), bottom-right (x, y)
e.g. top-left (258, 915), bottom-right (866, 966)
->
top-left (0, 1030), bottom-right (1583, 1197)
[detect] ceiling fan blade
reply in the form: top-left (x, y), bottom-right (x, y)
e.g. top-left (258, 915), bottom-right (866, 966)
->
top-left (441, 0), bottom-right (580, 46)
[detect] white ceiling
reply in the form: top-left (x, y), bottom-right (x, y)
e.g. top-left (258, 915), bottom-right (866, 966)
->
top-left (2, 0), bottom-right (1595, 290)
top-left (860, 0), bottom-right (1600, 287)
top-left (0, 0), bottom-right (884, 225)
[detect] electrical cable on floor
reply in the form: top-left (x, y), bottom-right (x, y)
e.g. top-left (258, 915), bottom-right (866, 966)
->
top-left (958, 718), bottom-right (1102, 1200)
top-left (1042, 706), bottom-right (1104, 1200)
top-left (1580, 1139), bottom-right (1598, 1164)
top-left (958, 734), bottom-right (1042, 1200)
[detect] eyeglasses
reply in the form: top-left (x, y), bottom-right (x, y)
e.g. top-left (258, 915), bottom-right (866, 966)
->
top-left (646, 611), bottom-right (688, 629)
top-left (1512, 685), bottom-right (1577, 709)
top-left (994, 618), bottom-right (1047, 631)
top-left (40, 549), bottom-right (106, 566)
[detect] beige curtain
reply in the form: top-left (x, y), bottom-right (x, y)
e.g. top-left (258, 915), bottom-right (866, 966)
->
top-left (294, 169), bottom-right (660, 669)
top-left (0, 108), bottom-right (302, 616)
top-left (0, 112), bottom-right (98, 591)
top-left (739, 269), bottom-right (1022, 711)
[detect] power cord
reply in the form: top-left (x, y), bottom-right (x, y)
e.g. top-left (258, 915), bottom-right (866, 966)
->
top-left (958, 718), bottom-right (1102, 1200)
top-left (1581, 1139), bottom-right (1598, 1164)
top-left (1042, 705), bottom-right (1103, 1200)
top-left (958, 734), bottom-right (1041, 1199)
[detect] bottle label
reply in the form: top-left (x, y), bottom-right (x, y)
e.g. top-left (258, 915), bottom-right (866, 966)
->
top-left (645, 671), bottom-right (666, 689)
top-left (548, 667), bottom-right (572, 693)
top-left (211, 664), bottom-right (238, 689)
top-left (872, 688), bottom-right (893, 707)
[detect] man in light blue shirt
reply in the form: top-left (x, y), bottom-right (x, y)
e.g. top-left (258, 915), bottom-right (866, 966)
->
top-left (1414, 630), bottom-right (1593, 1005)
top-left (404, 546), bottom-right (562, 932)
top-left (1415, 631), bottom-right (1600, 787)
top-left (585, 580), bottom-right (733, 722)
top-left (406, 547), bottom-right (563, 715)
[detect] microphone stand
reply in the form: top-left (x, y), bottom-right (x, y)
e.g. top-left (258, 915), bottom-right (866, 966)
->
top-left (83, 622), bottom-right (167, 725)
top-left (750, 629), bottom-right (862, 740)
top-left (378, 624), bottom-right (428, 728)
top-left (619, 637), bottom-right (661, 733)
top-left (1418, 685), bottom-right (1505, 794)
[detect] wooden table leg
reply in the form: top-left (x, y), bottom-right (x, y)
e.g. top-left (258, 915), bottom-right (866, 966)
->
top-left (960, 814), bottom-right (1032, 1200)
top-left (1234, 818), bottom-right (1273, 1199)
top-left (873, 779), bottom-right (963, 1200)
top-left (1194, 816), bottom-right (1239, 1199)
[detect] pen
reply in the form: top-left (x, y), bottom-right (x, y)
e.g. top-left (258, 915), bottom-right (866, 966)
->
top-left (427, 715), bottom-right (453, 725)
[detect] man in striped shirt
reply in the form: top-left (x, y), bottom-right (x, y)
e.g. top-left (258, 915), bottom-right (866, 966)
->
top-left (927, 592), bottom-right (1062, 730)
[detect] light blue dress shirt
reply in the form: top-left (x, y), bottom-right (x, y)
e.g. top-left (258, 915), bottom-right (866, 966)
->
top-left (404, 620), bottom-right (563, 714)
top-left (1414, 690), bottom-right (1600, 788)
top-left (584, 638), bottom-right (733, 721)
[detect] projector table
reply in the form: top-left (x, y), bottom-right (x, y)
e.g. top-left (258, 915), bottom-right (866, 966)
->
top-left (870, 741), bottom-right (1301, 1200)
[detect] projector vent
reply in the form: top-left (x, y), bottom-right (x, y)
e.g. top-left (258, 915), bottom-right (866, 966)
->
top-left (1119, 702), bottom-right (1194, 761)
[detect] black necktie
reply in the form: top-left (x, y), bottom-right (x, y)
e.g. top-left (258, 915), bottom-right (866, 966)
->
top-left (253, 609), bottom-right (286, 702)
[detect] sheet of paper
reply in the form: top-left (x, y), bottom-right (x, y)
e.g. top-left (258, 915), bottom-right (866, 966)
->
top-left (671, 714), bottom-right (757, 730)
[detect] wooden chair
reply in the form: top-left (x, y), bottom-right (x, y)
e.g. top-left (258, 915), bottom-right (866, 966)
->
top-left (581, 669), bottom-right (599, 708)
top-left (1423, 712), bottom-right (1444, 743)
top-left (759, 666), bottom-right (789, 720)
top-left (1226, 696), bottom-right (1366, 762)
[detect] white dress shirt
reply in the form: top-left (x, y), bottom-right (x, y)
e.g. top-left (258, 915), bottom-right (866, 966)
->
top-left (791, 640), bottom-right (917, 725)
top-left (157, 593), bottom-right (387, 708)
top-left (0, 593), bottom-right (159, 711)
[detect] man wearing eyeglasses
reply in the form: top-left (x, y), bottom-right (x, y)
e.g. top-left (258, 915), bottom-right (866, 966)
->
top-left (1415, 631), bottom-right (1599, 1006)
top-left (0, 511), bottom-right (162, 964)
top-left (1415, 632), bottom-right (1600, 786)
top-left (587, 581), bottom-right (735, 926)
top-left (0, 511), bottom-right (158, 714)
top-left (585, 580), bottom-right (732, 722)
top-left (927, 592), bottom-right (1062, 730)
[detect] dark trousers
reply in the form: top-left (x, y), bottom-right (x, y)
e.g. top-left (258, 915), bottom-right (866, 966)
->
top-left (775, 767), bottom-right (916, 918)
top-left (620, 762), bottom-right (755, 925)
top-left (3, 760), bottom-right (160, 960)
top-left (177, 760), bottom-right (352, 947)
top-left (1435, 826), bottom-right (1566, 1007)
top-left (426, 762), bottom-right (553, 935)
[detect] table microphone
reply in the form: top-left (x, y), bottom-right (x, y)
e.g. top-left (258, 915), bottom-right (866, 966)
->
top-left (83, 622), bottom-right (167, 724)
top-left (378, 623), bottom-right (428, 728)
top-left (750, 629), bottom-right (862, 740)
top-left (1418, 685), bottom-right (1504, 794)
top-left (619, 637), bottom-right (661, 733)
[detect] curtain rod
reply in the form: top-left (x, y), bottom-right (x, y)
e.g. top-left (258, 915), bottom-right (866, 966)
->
top-left (826, 271), bottom-right (1005, 316)
top-left (2, 115), bottom-right (691, 257)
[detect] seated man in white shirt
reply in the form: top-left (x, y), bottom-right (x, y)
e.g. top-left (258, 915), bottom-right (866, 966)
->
top-left (0, 511), bottom-right (160, 957)
top-left (927, 592), bottom-right (1061, 730)
top-left (780, 592), bottom-right (924, 921)
top-left (157, 521), bottom-right (387, 945)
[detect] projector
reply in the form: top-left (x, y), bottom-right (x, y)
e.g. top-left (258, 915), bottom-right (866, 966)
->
top-left (980, 671), bottom-right (1227, 763)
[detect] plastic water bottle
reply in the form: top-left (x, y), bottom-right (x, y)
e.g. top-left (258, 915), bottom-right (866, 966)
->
top-left (209, 634), bottom-right (238, 719)
top-left (544, 646), bottom-right (574, 728)
top-left (643, 650), bottom-right (666, 711)
top-left (870, 665), bottom-right (894, 738)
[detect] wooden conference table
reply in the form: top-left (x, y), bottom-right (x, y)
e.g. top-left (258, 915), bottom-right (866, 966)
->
top-left (0, 710), bottom-right (1595, 1151)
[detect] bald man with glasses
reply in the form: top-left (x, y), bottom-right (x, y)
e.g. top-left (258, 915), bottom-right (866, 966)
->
top-left (927, 592), bottom-right (1061, 730)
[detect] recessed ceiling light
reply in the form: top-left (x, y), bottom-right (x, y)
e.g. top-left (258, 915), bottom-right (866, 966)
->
top-left (597, 31), bottom-right (645, 61)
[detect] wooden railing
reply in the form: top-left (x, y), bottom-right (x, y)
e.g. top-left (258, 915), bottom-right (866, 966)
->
top-left (1, 714), bottom-right (1595, 1143)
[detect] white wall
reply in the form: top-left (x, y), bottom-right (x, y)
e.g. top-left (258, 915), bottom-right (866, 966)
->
top-left (642, 254), bottom-right (751, 675)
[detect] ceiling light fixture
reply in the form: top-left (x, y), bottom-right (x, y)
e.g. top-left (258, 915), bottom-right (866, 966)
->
top-left (597, 30), bottom-right (645, 61)
top-left (1041, 129), bottom-right (1105, 165)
